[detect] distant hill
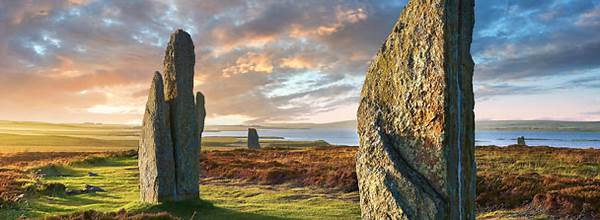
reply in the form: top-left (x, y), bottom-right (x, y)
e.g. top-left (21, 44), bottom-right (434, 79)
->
top-left (215, 120), bottom-right (600, 132)
top-left (475, 120), bottom-right (600, 132)
top-left (3, 119), bottom-right (598, 132)
top-left (0, 120), bottom-right (138, 130)
top-left (204, 120), bottom-right (357, 131)
top-left (262, 120), bottom-right (357, 129)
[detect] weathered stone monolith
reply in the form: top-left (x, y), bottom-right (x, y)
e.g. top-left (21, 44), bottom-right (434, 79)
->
top-left (517, 136), bottom-right (526, 145)
top-left (356, 0), bottom-right (476, 219)
top-left (139, 72), bottom-right (176, 203)
top-left (248, 128), bottom-right (260, 149)
top-left (196, 92), bottom-right (206, 151)
top-left (162, 29), bottom-right (199, 200)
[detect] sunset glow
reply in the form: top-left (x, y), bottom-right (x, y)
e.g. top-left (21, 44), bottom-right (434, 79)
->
top-left (0, 0), bottom-right (599, 124)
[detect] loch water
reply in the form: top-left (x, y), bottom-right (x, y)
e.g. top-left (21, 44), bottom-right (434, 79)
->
top-left (204, 128), bottom-right (600, 149)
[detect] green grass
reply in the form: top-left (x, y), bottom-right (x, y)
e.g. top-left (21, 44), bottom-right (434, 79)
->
top-left (201, 184), bottom-right (360, 220)
top-left (2, 156), bottom-right (360, 219)
top-left (0, 120), bottom-right (134, 130)
top-left (0, 121), bottom-right (140, 152)
top-left (0, 133), bottom-right (137, 148)
top-left (0, 120), bottom-right (331, 153)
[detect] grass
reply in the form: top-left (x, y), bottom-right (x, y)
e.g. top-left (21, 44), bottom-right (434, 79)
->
top-left (3, 146), bottom-right (600, 219)
top-left (1, 155), bottom-right (360, 219)
top-left (0, 121), bottom-right (599, 219)
top-left (0, 133), bottom-right (137, 152)
top-left (202, 147), bottom-right (357, 192)
top-left (200, 183), bottom-right (360, 220)
top-left (203, 146), bottom-right (600, 218)
top-left (0, 120), bottom-right (330, 153)
top-left (201, 136), bottom-right (330, 149)
top-left (477, 145), bottom-right (600, 179)
top-left (476, 145), bottom-right (600, 217)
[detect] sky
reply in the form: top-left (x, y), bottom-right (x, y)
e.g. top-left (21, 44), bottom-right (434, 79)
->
top-left (0, 0), bottom-right (599, 125)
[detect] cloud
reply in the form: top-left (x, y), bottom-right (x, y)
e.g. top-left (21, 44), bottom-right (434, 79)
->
top-left (561, 74), bottom-right (600, 89)
top-left (584, 111), bottom-right (600, 116)
top-left (315, 7), bottom-right (368, 36)
top-left (222, 52), bottom-right (273, 77)
top-left (476, 40), bottom-right (600, 80)
top-left (577, 5), bottom-right (600, 27)
top-left (0, 0), bottom-right (598, 123)
top-left (279, 56), bottom-right (316, 70)
top-left (475, 83), bottom-right (543, 101)
top-left (473, 0), bottom-right (600, 81)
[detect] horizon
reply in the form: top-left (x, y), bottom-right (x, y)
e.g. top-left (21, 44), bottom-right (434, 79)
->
top-left (1, 1), bottom-right (599, 124)
top-left (2, 118), bottom-right (600, 127)
top-left (1, 1), bottom-right (599, 219)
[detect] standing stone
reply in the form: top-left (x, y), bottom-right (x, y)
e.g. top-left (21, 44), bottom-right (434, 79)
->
top-left (196, 92), bottom-right (206, 151)
top-left (163, 29), bottom-right (199, 200)
top-left (139, 72), bottom-right (176, 203)
top-left (517, 136), bottom-right (526, 145)
top-left (356, 0), bottom-right (476, 219)
top-left (248, 128), bottom-right (260, 149)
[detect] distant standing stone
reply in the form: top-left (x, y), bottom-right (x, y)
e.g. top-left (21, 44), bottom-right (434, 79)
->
top-left (356, 0), bottom-right (477, 219)
top-left (517, 136), bottom-right (526, 145)
top-left (248, 128), bottom-right (260, 149)
top-left (138, 72), bottom-right (176, 203)
top-left (162, 29), bottom-right (199, 201)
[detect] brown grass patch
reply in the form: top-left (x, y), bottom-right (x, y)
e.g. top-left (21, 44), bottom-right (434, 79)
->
top-left (42, 209), bottom-right (178, 220)
top-left (201, 146), bottom-right (358, 192)
top-left (202, 146), bottom-right (600, 217)
top-left (2, 146), bottom-right (599, 218)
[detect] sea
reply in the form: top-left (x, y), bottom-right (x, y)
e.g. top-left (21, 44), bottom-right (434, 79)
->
top-left (204, 128), bottom-right (600, 149)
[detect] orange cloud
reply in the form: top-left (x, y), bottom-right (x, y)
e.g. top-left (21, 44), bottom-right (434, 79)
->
top-left (0, 1), bottom-right (400, 124)
top-left (222, 52), bottom-right (273, 77)
top-left (318, 7), bottom-right (368, 36)
top-left (210, 25), bottom-right (277, 56)
top-left (280, 56), bottom-right (316, 69)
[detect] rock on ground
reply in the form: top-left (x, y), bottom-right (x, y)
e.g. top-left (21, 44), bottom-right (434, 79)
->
top-left (248, 128), bottom-right (260, 149)
top-left (162, 29), bottom-right (199, 200)
top-left (356, 0), bottom-right (476, 219)
top-left (138, 72), bottom-right (176, 203)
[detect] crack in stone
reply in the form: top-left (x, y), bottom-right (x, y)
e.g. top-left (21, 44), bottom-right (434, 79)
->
top-left (375, 114), bottom-right (448, 219)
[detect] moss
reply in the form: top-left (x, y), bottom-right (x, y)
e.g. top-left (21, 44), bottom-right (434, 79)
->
top-left (38, 183), bottom-right (67, 196)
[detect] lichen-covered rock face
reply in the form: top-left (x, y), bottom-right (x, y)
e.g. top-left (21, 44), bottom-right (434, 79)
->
top-left (139, 29), bottom-right (200, 202)
top-left (196, 92), bottom-right (206, 151)
top-left (248, 128), bottom-right (260, 149)
top-left (163, 29), bottom-right (199, 201)
top-left (139, 72), bottom-right (176, 203)
top-left (356, 0), bottom-right (476, 219)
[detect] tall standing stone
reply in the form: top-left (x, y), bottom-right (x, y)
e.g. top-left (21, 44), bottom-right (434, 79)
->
top-left (139, 72), bottom-right (176, 203)
top-left (196, 92), bottom-right (206, 151)
top-left (356, 0), bottom-right (476, 219)
top-left (163, 29), bottom-right (199, 200)
top-left (248, 128), bottom-right (260, 149)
